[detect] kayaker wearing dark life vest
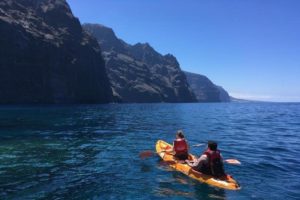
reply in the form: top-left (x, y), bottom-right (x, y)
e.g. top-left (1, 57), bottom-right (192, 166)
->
top-left (171, 130), bottom-right (189, 160)
top-left (186, 141), bottom-right (225, 177)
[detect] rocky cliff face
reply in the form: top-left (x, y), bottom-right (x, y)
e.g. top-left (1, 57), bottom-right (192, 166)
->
top-left (0, 0), bottom-right (112, 103)
top-left (184, 71), bottom-right (230, 102)
top-left (83, 23), bottom-right (196, 103)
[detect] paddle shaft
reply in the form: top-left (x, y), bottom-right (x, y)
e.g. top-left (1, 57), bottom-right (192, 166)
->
top-left (192, 144), bottom-right (241, 165)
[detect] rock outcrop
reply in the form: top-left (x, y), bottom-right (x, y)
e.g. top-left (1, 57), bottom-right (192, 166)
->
top-left (0, 0), bottom-right (112, 103)
top-left (184, 71), bottom-right (230, 102)
top-left (83, 23), bottom-right (196, 103)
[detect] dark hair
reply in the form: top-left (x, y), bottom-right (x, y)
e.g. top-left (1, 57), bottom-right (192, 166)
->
top-left (208, 141), bottom-right (218, 151)
top-left (176, 130), bottom-right (185, 138)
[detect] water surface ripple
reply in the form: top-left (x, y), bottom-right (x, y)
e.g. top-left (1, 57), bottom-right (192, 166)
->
top-left (0, 103), bottom-right (299, 199)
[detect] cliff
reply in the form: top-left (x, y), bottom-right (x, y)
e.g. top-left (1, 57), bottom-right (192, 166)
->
top-left (83, 23), bottom-right (196, 103)
top-left (184, 71), bottom-right (230, 102)
top-left (0, 0), bottom-right (112, 103)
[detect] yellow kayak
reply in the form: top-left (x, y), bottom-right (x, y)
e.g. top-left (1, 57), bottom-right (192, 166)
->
top-left (156, 140), bottom-right (241, 190)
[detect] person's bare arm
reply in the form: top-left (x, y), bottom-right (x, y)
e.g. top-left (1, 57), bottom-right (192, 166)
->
top-left (165, 142), bottom-right (174, 153)
top-left (186, 155), bottom-right (207, 167)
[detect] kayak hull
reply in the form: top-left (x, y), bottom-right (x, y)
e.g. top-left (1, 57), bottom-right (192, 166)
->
top-left (156, 140), bottom-right (241, 190)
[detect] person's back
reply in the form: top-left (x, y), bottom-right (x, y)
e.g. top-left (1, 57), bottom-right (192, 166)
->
top-left (203, 142), bottom-right (225, 177)
top-left (186, 141), bottom-right (225, 177)
top-left (173, 130), bottom-right (189, 160)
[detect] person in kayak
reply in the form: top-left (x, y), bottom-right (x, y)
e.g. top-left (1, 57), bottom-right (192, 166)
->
top-left (167, 130), bottom-right (189, 161)
top-left (186, 141), bottom-right (225, 177)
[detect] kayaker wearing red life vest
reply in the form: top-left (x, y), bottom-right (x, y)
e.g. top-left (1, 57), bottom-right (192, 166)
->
top-left (186, 141), bottom-right (225, 177)
top-left (172, 130), bottom-right (189, 160)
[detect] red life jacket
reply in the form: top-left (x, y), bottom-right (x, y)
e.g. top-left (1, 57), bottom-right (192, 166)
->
top-left (173, 138), bottom-right (188, 155)
top-left (204, 149), bottom-right (225, 177)
top-left (204, 149), bottom-right (222, 162)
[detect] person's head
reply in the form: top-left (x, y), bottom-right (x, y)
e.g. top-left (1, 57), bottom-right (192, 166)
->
top-left (176, 130), bottom-right (185, 139)
top-left (208, 141), bottom-right (218, 151)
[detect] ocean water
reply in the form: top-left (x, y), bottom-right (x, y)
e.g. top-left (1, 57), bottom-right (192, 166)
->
top-left (0, 103), bottom-right (299, 200)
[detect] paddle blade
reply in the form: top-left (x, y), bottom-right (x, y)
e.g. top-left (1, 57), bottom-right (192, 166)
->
top-left (139, 150), bottom-right (154, 159)
top-left (192, 143), bottom-right (205, 147)
top-left (225, 159), bottom-right (241, 165)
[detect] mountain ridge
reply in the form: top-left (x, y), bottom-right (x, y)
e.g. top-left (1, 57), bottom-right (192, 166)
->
top-left (83, 23), bottom-right (197, 103)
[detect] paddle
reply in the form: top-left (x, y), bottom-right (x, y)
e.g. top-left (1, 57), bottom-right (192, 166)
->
top-left (140, 150), bottom-right (241, 165)
top-left (192, 143), bottom-right (205, 147)
top-left (140, 143), bottom-right (241, 164)
top-left (192, 143), bottom-right (241, 165)
top-left (139, 150), bottom-right (154, 159)
top-left (224, 159), bottom-right (241, 165)
top-left (140, 142), bottom-right (203, 159)
top-left (139, 150), bottom-right (173, 159)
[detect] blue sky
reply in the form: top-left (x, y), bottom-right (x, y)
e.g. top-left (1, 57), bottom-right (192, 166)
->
top-left (67, 0), bottom-right (300, 102)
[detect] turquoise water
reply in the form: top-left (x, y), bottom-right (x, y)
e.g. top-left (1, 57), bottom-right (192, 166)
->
top-left (0, 103), bottom-right (299, 199)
